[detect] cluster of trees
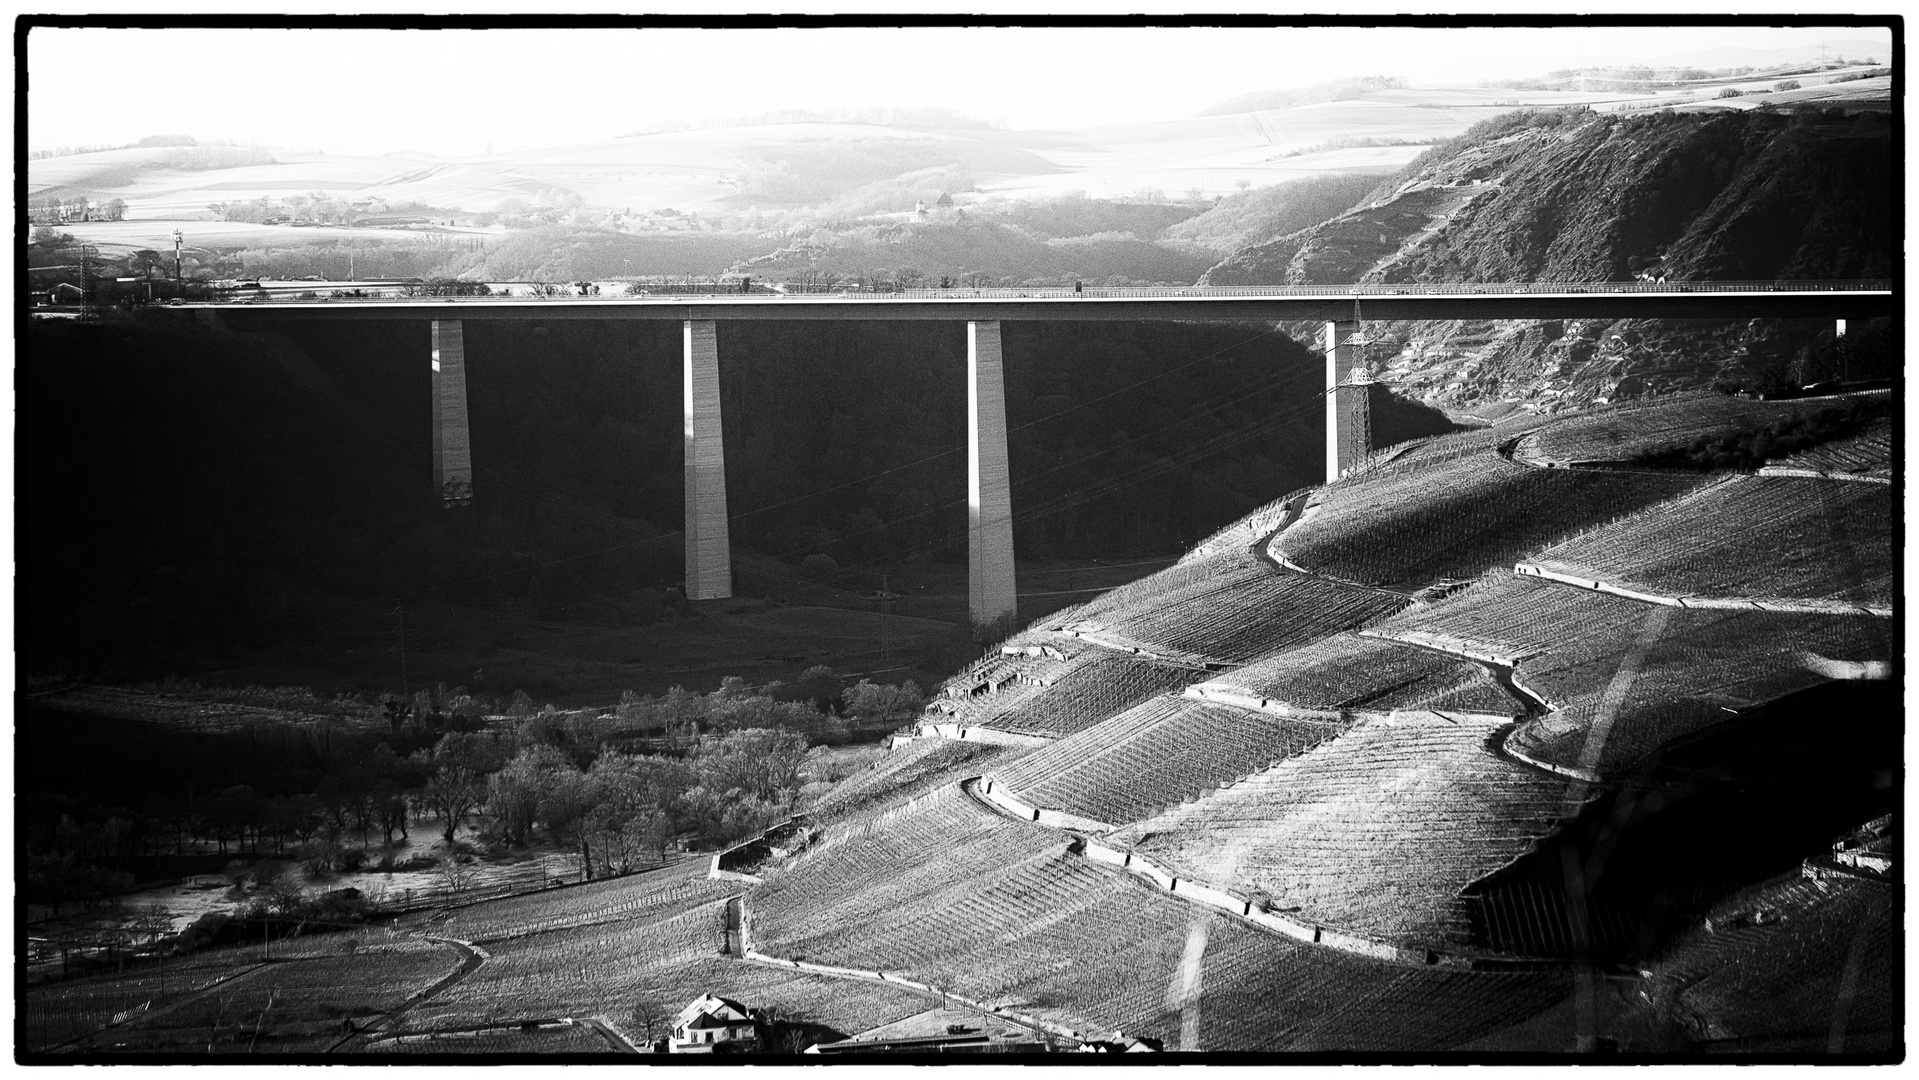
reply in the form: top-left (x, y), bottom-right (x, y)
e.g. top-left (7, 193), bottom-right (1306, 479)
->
top-left (21, 673), bottom-right (925, 912)
top-left (27, 196), bottom-right (127, 224)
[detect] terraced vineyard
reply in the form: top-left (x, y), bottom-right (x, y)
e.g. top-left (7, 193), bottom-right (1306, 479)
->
top-left (1343, 412), bottom-right (1556, 477)
top-left (990, 694), bottom-right (1349, 827)
top-left (1512, 607), bottom-right (1895, 779)
top-left (1080, 548), bottom-right (1271, 619)
top-left (1645, 874), bottom-right (1898, 1052)
top-left (1369, 571), bottom-right (1653, 663)
top-left (1062, 553), bottom-right (1408, 664)
top-left (807, 737), bottom-right (1008, 825)
top-left (1182, 485), bottom-right (1310, 562)
top-left (1374, 572), bottom-right (1896, 776)
top-left (23, 948), bottom-right (278, 1052)
top-left (973, 655), bottom-right (1204, 738)
top-left (427, 860), bottom-right (736, 944)
top-left (1112, 711), bottom-right (1577, 948)
top-left (1277, 453), bottom-right (1709, 587)
top-left (1187, 924), bottom-right (1571, 1052)
top-left (1527, 475), bottom-right (1893, 608)
top-left (1767, 415), bottom-right (1893, 477)
top-left (367, 1022), bottom-right (615, 1054)
top-left (1513, 392), bottom-right (1889, 467)
top-left (752, 778), bottom-right (1571, 1049)
top-left (89, 941), bottom-right (460, 1053)
top-left (1202, 632), bottom-right (1519, 716)
top-left (754, 783), bottom-right (1062, 925)
top-left (414, 899), bottom-right (930, 1039)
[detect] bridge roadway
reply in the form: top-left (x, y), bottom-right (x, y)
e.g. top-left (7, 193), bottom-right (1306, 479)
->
top-left (180, 282), bottom-right (1894, 626)
top-left (184, 280), bottom-right (1891, 323)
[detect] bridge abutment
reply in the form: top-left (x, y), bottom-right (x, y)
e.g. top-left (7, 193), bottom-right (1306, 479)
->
top-left (1324, 320), bottom-right (1370, 481)
top-left (431, 320), bottom-right (473, 506)
top-left (684, 319), bottom-right (734, 600)
top-left (968, 321), bottom-right (1018, 629)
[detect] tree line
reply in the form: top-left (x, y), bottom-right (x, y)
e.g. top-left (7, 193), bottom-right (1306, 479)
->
top-left (21, 674), bottom-right (925, 912)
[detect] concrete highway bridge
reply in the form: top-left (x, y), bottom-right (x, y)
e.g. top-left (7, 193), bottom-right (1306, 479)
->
top-left (181, 282), bottom-right (1894, 626)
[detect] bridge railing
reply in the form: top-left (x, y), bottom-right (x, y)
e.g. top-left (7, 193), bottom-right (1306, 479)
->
top-left (190, 279), bottom-right (1892, 306)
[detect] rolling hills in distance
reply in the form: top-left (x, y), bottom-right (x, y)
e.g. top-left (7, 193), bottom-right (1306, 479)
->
top-left (31, 56), bottom-right (1891, 419)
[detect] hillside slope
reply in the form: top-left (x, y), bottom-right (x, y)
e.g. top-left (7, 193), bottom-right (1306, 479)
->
top-left (1205, 107), bottom-right (1891, 286)
top-left (760, 390), bottom-right (1895, 1053)
top-left (1201, 106), bottom-right (1892, 411)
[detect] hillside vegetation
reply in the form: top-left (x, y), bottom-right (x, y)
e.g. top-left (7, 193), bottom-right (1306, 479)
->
top-left (763, 388), bottom-right (1893, 1050)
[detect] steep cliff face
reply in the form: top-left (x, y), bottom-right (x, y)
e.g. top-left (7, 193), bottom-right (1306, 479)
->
top-left (1203, 107), bottom-right (1891, 412)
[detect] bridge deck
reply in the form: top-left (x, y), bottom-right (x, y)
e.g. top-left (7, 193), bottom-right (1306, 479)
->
top-left (177, 282), bottom-right (1892, 322)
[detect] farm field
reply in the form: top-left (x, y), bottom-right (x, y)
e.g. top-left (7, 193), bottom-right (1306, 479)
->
top-left (990, 694), bottom-right (1349, 827)
top-left (1202, 632), bottom-right (1519, 716)
top-left (27, 81), bottom-right (1675, 225)
top-left (22, 947), bottom-right (279, 1053)
top-left (1275, 452), bottom-right (1710, 588)
top-left (1057, 548), bottom-right (1409, 664)
top-left (1766, 415), bottom-right (1892, 477)
top-left (1526, 474), bottom-right (1893, 609)
top-left (1111, 710), bottom-right (1576, 949)
top-left (1371, 572), bottom-right (1897, 776)
top-left (74, 940), bottom-right (460, 1054)
top-left (1512, 392), bottom-right (1890, 467)
top-left (1645, 873), bottom-right (1898, 1053)
top-left (21, 682), bottom-right (382, 734)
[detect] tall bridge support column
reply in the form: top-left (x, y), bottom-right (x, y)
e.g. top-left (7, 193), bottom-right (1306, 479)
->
top-left (431, 320), bottom-right (473, 505)
top-left (683, 320), bottom-right (733, 600)
top-left (1324, 320), bottom-right (1370, 482)
top-left (968, 321), bottom-right (1018, 630)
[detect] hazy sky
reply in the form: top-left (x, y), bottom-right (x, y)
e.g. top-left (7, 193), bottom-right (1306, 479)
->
top-left (28, 23), bottom-right (1891, 158)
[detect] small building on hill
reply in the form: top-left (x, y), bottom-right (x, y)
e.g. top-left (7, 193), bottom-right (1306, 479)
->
top-left (669, 993), bottom-right (759, 1053)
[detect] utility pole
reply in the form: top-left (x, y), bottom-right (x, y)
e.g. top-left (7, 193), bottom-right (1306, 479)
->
top-left (172, 229), bottom-right (184, 291)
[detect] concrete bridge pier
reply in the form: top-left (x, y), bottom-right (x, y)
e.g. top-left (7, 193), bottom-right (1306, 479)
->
top-left (683, 319), bottom-right (733, 600)
top-left (431, 320), bottom-right (473, 505)
top-left (968, 321), bottom-right (1018, 629)
top-left (1324, 320), bottom-right (1371, 482)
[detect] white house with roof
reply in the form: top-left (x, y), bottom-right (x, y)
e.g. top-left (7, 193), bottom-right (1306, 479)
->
top-left (669, 993), bottom-right (759, 1053)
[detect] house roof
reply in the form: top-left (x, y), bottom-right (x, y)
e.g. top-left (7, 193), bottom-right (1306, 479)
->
top-left (674, 993), bottom-right (752, 1028)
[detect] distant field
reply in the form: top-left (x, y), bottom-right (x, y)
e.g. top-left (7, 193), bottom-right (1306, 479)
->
top-left (29, 82), bottom-right (1745, 225)
top-left (49, 219), bottom-right (458, 255)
